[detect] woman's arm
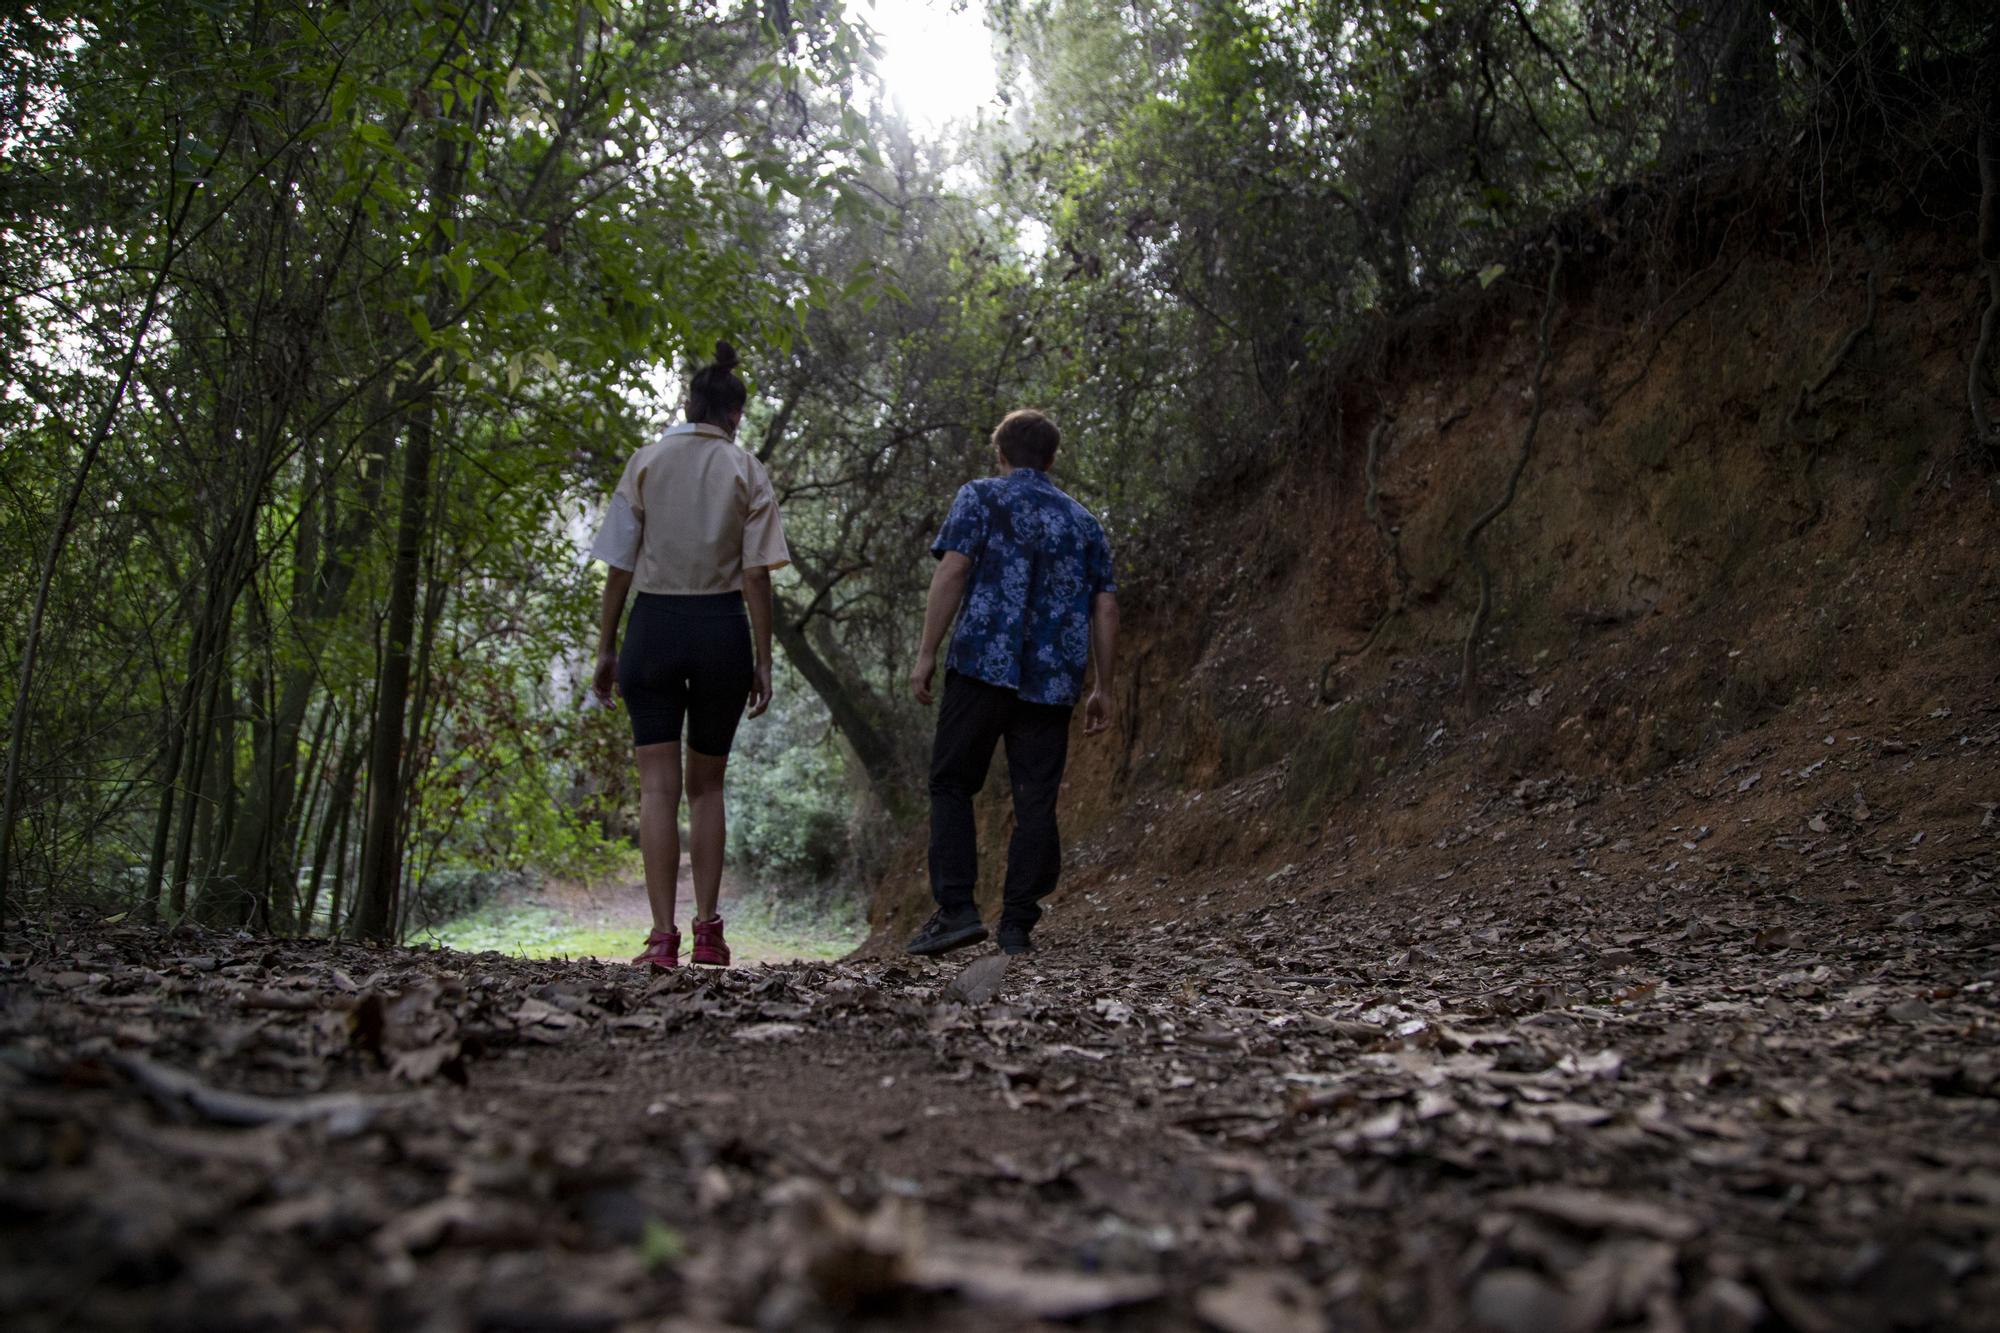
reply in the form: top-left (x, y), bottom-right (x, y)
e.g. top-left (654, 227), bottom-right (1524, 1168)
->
top-left (743, 566), bottom-right (775, 718)
top-left (592, 567), bottom-right (633, 706)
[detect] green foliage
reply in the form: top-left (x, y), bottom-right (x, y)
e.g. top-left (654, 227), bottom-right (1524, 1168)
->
top-left (726, 659), bottom-right (855, 884)
top-left (0, 0), bottom-right (873, 931)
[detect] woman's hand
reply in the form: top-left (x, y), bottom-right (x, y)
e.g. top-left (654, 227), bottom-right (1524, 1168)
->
top-left (592, 650), bottom-right (619, 708)
top-left (747, 659), bottom-right (773, 719)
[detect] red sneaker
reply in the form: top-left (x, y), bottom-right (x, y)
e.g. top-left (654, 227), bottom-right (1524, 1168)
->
top-left (691, 916), bottom-right (730, 967)
top-left (632, 927), bottom-right (680, 969)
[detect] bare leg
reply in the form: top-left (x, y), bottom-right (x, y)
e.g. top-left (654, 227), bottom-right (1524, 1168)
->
top-left (684, 748), bottom-right (729, 922)
top-left (635, 741), bottom-right (683, 932)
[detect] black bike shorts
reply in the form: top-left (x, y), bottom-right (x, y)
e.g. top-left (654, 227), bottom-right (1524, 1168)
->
top-left (617, 591), bottom-right (754, 755)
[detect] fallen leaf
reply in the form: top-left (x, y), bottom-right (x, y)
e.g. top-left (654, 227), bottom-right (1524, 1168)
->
top-left (734, 1022), bottom-right (805, 1043)
top-left (1357, 1106), bottom-right (1404, 1140)
top-left (388, 1040), bottom-right (465, 1085)
top-left (945, 955), bottom-right (1011, 1006)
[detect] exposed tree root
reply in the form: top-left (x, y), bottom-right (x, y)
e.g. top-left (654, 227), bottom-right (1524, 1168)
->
top-left (1363, 416), bottom-right (1412, 606)
top-left (1972, 121), bottom-right (1999, 459)
top-left (1318, 610), bottom-right (1402, 702)
top-left (1316, 416), bottom-right (1405, 703)
top-left (1973, 269), bottom-right (1999, 454)
top-left (1604, 210), bottom-right (1751, 407)
top-left (1786, 268), bottom-right (1877, 437)
top-left (1460, 240), bottom-right (1563, 704)
top-left (1783, 268), bottom-right (1877, 533)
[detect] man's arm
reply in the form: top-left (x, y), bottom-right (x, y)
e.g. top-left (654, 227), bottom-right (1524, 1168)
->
top-left (592, 566), bottom-right (634, 706)
top-left (910, 551), bottom-right (973, 706)
top-left (1083, 590), bottom-right (1119, 735)
top-left (742, 566), bottom-right (775, 718)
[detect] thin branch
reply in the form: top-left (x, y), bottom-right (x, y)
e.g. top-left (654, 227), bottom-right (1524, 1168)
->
top-left (1504, 0), bottom-right (1602, 127)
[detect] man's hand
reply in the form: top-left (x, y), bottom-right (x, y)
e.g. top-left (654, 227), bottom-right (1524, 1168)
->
top-left (1083, 687), bottom-right (1112, 735)
top-left (913, 555), bottom-right (970, 708)
top-left (592, 651), bottom-right (619, 708)
top-left (747, 661), bottom-right (773, 719)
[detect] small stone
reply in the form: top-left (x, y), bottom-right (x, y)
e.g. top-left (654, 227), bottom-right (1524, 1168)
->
top-left (1469, 1269), bottom-right (1569, 1333)
top-left (1885, 999), bottom-right (1934, 1025)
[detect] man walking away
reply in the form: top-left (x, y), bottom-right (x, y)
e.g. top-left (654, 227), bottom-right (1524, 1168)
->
top-left (907, 409), bottom-right (1119, 957)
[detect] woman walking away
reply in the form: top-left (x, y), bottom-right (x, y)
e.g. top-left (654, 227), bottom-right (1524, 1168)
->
top-left (589, 342), bottom-right (790, 968)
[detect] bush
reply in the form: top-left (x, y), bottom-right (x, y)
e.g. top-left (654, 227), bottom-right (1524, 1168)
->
top-left (725, 660), bottom-right (858, 885)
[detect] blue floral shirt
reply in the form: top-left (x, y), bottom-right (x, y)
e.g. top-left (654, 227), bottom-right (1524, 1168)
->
top-left (931, 470), bottom-right (1117, 706)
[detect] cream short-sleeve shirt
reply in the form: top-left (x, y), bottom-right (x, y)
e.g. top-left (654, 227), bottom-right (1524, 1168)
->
top-left (589, 422), bottom-right (791, 593)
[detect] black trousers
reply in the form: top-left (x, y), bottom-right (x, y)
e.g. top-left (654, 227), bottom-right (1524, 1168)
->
top-left (928, 671), bottom-right (1073, 931)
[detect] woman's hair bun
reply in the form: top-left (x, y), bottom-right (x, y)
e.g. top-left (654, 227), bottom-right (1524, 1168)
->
top-left (687, 339), bottom-right (747, 425)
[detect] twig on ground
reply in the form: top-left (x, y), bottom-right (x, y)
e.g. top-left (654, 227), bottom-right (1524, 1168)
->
top-left (113, 1052), bottom-right (399, 1136)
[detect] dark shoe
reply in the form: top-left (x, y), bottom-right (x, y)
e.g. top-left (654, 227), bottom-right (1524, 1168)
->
top-left (997, 926), bottom-right (1034, 956)
top-left (907, 908), bottom-right (987, 957)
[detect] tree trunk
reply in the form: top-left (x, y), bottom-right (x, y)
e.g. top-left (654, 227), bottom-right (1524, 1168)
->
top-left (142, 620), bottom-right (211, 919)
top-left (351, 53), bottom-right (474, 939)
top-left (167, 491), bottom-right (262, 917)
top-left (302, 725), bottom-right (362, 934)
top-left (170, 642), bottom-right (227, 915)
top-left (214, 666), bottom-right (310, 927)
top-left (1674, 0), bottom-right (1775, 153)
top-left (193, 685), bottom-right (239, 899)
top-left (352, 388), bottom-right (436, 941)
top-left (216, 395), bottom-right (400, 924)
top-left (276, 702), bottom-right (336, 931)
top-left (392, 529), bottom-right (453, 942)
top-left (326, 761), bottom-right (358, 938)
top-left (773, 611), bottom-right (911, 810)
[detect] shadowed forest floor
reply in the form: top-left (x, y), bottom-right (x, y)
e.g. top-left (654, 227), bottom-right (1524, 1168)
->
top-left (5, 695), bottom-right (1998, 1331)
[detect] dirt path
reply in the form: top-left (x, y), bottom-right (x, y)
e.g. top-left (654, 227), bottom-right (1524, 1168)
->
top-left (428, 859), bottom-right (859, 966)
top-left (5, 782), bottom-right (1997, 1332)
top-left (532, 856), bottom-right (820, 960)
